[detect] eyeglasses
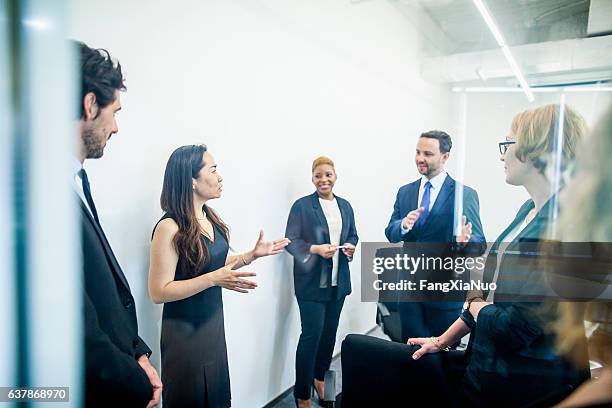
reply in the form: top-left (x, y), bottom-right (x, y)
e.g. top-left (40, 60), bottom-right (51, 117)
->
top-left (498, 141), bottom-right (516, 155)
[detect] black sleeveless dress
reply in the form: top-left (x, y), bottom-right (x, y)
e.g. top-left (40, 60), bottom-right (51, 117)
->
top-left (155, 214), bottom-right (231, 407)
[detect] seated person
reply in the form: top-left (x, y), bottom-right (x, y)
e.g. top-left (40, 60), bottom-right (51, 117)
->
top-left (340, 104), bottom-right (591, 407)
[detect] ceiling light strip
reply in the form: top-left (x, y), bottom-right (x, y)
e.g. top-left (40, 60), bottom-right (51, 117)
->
top-left (471, 0), bottom-right (534, 102)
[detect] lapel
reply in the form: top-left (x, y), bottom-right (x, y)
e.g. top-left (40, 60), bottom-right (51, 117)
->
top-left (506, 196), bottom-right (554, 251)
top-left (407, 179), bottom-right (420, 211)
top-left (311, 192), bottom-right (330, 243)
top-left (421, 175), bottom-right (454, 230)
top-left (493, 201), bottom-right (535, 251)
top-left (336, 196), bottom-right (349, 243)
top-left (483, 201), bottom-right (533, 286)
top-left (78, 195), bottom-right (131, 290)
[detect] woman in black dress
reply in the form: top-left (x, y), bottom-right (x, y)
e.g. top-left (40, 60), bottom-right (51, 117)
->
top-left (148, 144), bottom-right (289, 407)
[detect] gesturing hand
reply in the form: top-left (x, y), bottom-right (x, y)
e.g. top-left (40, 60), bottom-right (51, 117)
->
top-left (402, 207), bottom-right (425, 230)
top-left (137, 355), bottom-right (162, 408)
top-left (252, 230), bottom-right (290, 259)
top-left (456, 215), bottom-right (472, 245)
top-left (209, 260), bottom-right (257, 293)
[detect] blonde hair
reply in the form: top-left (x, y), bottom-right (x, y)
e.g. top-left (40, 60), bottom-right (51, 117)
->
top-left (554, 106), bottom-right (612, 368)
top-left (512, 104), bottom-right (587, 172)
top-left (312, 156), bottom-right (336, 173)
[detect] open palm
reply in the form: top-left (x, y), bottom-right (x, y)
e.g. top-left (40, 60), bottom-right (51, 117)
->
top-left (252, 230), bottom-right (290, 258)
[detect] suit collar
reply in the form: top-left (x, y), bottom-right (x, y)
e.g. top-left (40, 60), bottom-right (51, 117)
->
top-left (420, 171), bottom-right (447, 191)
top-left (78, 194), bottom-right (131, 290)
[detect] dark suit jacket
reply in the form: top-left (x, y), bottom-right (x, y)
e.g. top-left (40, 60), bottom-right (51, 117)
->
top-left (385, 175), bottom-right (486, 306)
top-left (285, 192), bottom-right (359, 302)
top-left (460, 199), bottom-right (589, 406)
top-left (80, 199), bottom-right (153, 407)
top-left (385, 174), bottom-right (485, 247)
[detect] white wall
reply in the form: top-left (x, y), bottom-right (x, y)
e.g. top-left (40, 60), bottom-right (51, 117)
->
top-left (69, 0), bottom-right (452, 406)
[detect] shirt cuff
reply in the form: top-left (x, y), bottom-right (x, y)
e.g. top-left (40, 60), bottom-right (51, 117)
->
top-left (400, 223), bottom-right (411, 235)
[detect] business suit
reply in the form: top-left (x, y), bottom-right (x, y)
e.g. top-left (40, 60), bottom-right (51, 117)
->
top-left (385, 174), bottom-right (486, 343)
top-left (79, 197), bottom-right (153, 407)
top-left (285, 192), bottom-right (358, 400)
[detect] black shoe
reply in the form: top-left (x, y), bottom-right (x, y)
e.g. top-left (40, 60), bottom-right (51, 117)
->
top-left (313, 385), bottom-right (332, 407)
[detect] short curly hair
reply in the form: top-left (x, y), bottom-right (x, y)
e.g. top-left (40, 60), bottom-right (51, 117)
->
top-left (311, 156), bottom-right (336, 173)
top-left (75, 40), bottom-right (126, 118)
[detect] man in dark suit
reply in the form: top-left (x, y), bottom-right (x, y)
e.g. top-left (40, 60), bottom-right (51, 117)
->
top-left (385, 130), bottom-right (485, 344)
top-left (73, 41), bottom-right (161, 407)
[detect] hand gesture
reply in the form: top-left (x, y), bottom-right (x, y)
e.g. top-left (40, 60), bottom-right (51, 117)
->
top-left (252, 230), bottom-right (291, 259)
top-left (402, 207), bottom-right (425, 230)
top-left (341, 243), bottom-right (356, 258)
top-left (456, 215), bottom-right (472, 245)
top-left (137, 355), bottom-right (162, 408)
top-left (407, 337), bottom-right (440, 360)
top-left (209, 260), bottom-right (257, 293)
top-left (314, 244), bottom-right (338, 259)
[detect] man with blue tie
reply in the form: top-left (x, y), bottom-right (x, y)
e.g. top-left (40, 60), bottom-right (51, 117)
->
top-left (385, 130), bottom-right (486, 344)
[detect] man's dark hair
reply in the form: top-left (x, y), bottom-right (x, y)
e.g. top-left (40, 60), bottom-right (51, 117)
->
top-left (76, 41), bottom-right (126, 118)
top-left (420, 130), bottom-right (452, 154)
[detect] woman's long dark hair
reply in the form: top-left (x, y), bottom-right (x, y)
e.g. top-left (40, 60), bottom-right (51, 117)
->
top-left (160, 144), bottom-right (229, 274)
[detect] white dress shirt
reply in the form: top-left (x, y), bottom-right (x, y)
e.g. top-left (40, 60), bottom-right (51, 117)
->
top-left (401, 171), bottom-right (448, 234)
top-left (319, 197), bottom-right (342, 287)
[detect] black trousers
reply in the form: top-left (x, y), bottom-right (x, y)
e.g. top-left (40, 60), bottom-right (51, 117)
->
top-left (294, 293), bottom-right (345, 400)
top-left (339, 334), bottom-right (472, 407)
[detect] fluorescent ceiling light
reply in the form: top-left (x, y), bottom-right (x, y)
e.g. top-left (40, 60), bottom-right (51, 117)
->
top-left (451, 86), bottom-right (612, 93)
top-left (500, 45), bottom-right (534, 101)
top-left (471, 0), bottom-right (534, 102)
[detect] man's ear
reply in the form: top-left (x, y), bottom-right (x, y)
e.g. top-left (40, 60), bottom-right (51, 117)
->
top-left (82, 92), bottom-right (98, 120)
top-left (442, 152), bottom-right (450, 162)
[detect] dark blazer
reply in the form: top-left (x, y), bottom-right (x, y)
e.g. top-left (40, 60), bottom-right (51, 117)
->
top-left (460, 199), bottom-right (589, 406)
top-left (385, 175), bottom-right (486, 307)
top-left (285, 192), bottom-right (359, 302)
top-left (80, 198), bottom-right (153, 407)
top-left (385, 174), bottom-right (485, 248)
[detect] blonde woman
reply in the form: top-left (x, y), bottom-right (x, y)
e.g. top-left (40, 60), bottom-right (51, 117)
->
top-left (406, 104), bottom-right (590, 406)
top-left (285, 157), bottom-right (359, 408)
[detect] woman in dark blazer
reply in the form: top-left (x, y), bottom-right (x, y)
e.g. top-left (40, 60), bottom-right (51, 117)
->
top-left (285, 156), bottom-right (359, 408)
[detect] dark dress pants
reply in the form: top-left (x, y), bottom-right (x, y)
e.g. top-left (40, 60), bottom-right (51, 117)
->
top-left (294, 293), bottom-right (345, 400)
top-left (339, 334), bottom-right (472, 407)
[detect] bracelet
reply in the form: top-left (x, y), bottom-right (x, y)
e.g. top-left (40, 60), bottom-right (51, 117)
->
top-left (240, 252), bottom-right (253, 266)
top-left (430, 337), bottom-right (450, 352)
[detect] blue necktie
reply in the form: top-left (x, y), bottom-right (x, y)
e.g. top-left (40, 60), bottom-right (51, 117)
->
top-left (415, 181), bottom-right (432, 228)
